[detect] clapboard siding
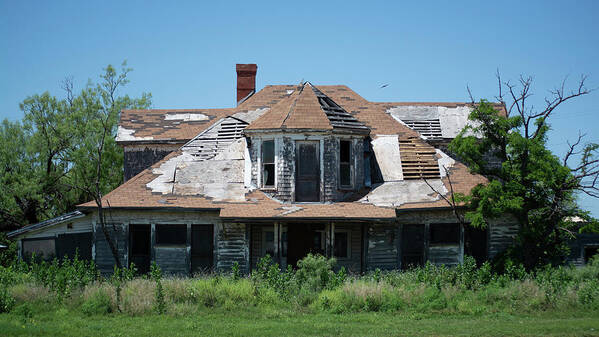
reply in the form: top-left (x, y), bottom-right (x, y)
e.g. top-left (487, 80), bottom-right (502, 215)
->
top-left (21, 217), bottom-right (92, 239)
top-left (367, 224), bottom-right (398, 271)
top-left (94, 223), bottom-right (127, 274)
top-left (155, 246), bottom-right (188, 275)
top-left (428, 245), bottom-right (460, 266)
top-left (334, 223), bottom-right (362, 273)
top-left (216, 223), bottom-right (248, 273)
top-left (488, 219), bottom-right (519, 259)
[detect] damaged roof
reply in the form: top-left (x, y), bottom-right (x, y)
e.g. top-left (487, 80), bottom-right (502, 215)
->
top-left (83, 83), bottom-right (491, 219)
top-left (245, 82), bottom-right (368, 133)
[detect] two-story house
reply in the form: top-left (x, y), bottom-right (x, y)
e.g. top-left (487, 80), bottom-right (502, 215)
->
top-left (9, 64), bottom-right (525, 275)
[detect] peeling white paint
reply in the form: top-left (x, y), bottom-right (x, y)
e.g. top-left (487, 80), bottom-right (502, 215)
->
top-left (116, 126), bottom-right (154, 142)
top-left (243, 139), bottom-right (252, 188)
top-left (146, 137), bottom-right (252, 201)
top-left (146, 152), bottom-right (195, 194)
top-left (437, 106), bottom-right (474, 138)
top-left (164, 113), bottom-right (209, 122)
top-left (386, 105), bottom-right (477, 139)
top-left (371, 135), bottom-right (403, 181)
top-left (359, 180), bottom-right (448, 207)
top-left (436, 149), bottom-right (456, 177)
top-left (278, 205), bottom-right (303, 216)
top-left (231, 108), bottom-right (269, 124)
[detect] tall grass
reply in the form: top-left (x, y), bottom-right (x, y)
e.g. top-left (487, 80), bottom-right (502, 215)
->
top-left (1, 254), bottom-right (598, 316)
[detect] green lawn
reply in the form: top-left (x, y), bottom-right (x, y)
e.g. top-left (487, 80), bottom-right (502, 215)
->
top-left (1, 307), bottom-right (598, 336)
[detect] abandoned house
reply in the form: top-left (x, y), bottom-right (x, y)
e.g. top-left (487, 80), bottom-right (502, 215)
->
top-left (12, 63), bottom-right (592, 275)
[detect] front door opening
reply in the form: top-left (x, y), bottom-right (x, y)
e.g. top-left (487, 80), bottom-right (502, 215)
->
top-left (287, 224), bottom-right (326, 267)
top-left (295, 141), bottom-right (320, 202)
top-left (191, 224), bottom-right (214, 274)
top-left (129, 224), bottom-right (151, 274)
top-left (401, 224), bottom-right (425, 269)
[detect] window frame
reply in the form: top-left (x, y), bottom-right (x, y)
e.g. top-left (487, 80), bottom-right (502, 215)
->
top-left (338, 139), bottom-right (353, 189)
top-left (333, 230), bottom-right (351, 259)
top-left (260, 139), bottom-right (276, 189)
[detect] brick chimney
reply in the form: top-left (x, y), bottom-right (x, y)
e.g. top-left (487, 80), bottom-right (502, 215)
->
top-left (236, 64), bottom-right (257, 104)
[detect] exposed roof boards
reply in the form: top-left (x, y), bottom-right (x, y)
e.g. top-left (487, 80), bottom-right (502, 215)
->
top-left (310, 84), bottom-right (369, 132)
top-left (399, 138), bottom-right (441, 179)
top-left (182, 116), bottom-right (248, 161)
top-left (402, 119), bottom-right (442, 139)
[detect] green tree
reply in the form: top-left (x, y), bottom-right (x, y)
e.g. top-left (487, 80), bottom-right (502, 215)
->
top-left (0, 61), bottom-right (151, 247)
top-left (450, 74), bottom-right (598, 269)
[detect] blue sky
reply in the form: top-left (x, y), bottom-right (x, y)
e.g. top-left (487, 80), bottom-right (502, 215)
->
top-left (1, 0), bottom-right (598, 216)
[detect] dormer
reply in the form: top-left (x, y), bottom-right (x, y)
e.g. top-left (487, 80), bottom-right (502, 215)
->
top-left (243, 83), bottom-right (370, 203)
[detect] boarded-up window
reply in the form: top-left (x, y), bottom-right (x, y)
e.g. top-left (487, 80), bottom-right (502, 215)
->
top-left (334, 231), bottom-right (350, 258)
top-left (262, 140), bottom-right (275, 188)
top-left (339, 140), bottom-right (352, 188)
top-left (23, 238), bottom-right (56, 262)
top-left (156, 224), bottom-right (187, 245)
top-left (430, 223), bottom-right (460, 245)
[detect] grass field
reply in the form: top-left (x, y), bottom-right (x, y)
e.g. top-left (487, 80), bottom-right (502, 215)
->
top-left (2, 255), bottom-right (599, 336)
top-left (1, 306), bottom-right (598, 337)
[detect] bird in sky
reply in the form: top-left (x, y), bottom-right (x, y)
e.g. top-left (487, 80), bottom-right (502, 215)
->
top-left (380, 84), bottom-right (389, 88)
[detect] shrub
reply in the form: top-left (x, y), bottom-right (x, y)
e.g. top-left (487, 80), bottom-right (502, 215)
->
top-left (0, 285), bottom-right (15, 313)
top-left (295, 254), bottom-right (337, 292)
top-left (150, 262), bottom-right (165, 314)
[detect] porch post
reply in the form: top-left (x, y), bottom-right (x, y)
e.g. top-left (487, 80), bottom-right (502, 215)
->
top-left (330, 222), bottom-right (335, 259)
top-left (459, 223), bottom-right (465, 264)
top-left (186, 223), bottom-right (192, 275)
top-left (150, 223), bottom-right (156, 263)
top-left (274, 222), bottom-right (280, 265)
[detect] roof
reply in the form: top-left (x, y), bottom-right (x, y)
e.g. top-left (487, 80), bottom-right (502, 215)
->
top-left (81, 83), bottom-right (493, 220)
top-left (7, 211), bottom-right (85, 238)
top-left (245, 83), bottom-right (368, 133)
top-left (117, 85), bottom-right (298, 144)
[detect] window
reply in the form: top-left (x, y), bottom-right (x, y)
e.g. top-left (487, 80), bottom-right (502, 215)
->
top-left (430, 223), bottom-right (460, 245)
top-left (263, 230), bottom-right (275, 257)
top-left (22, 238), bottom-right (56, 262)
top-left (262, 140), bottom-right (275, 188)
top-left (334, 231), bottom-right (350, 258)
top-left (263, 228), bottom-right (288, 258)
top-left (155, 224), bottom-right (187, 245)
top-left (339, 140), bottom-right (352, 188)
